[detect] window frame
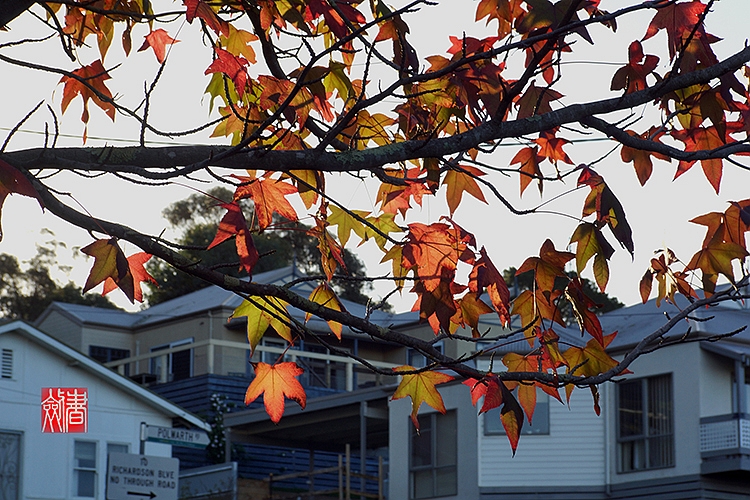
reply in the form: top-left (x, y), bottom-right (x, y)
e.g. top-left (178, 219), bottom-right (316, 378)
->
top-left (616, 373), bottom-right (674, 473)
top-left (409, 410), bottom-right (457, 499)
top-left (484, 391), bottom-right (550, 436)
top-left (150, 338), bottom-right (193, 381)
top-left (73, 440), bottom-right (97, 498)
top-left (1, 348), bottom-right (12, 379)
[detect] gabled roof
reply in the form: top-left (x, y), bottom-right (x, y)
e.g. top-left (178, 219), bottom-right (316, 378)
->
top-left (0, 320), bottom-right (209, 431)
top-left (599, 293), bottom-right (750, 351)
top-left (35, 265), bottom-right (421, 335)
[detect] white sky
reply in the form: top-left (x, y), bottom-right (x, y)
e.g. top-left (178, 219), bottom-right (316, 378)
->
top-left (0, 0), bottom-right (748, 312)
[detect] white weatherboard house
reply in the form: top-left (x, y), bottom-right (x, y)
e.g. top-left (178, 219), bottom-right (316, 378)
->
top-left (0, 321), bottom-right (208, 500)
top-left (388, 297), bottom-right (750, 500)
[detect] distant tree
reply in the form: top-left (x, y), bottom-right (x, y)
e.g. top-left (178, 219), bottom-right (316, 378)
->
top-left (145, 187), bottom-right (376, 306)
top-left (0, 238), bottom-right (118, 321)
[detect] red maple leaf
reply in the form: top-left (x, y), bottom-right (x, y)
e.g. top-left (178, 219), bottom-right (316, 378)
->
top-left (643, 0), bottom-right (706, 60)
top-left (138, 29), bottom-right (180, 63)
top-left (184, 0), bottom-right (229, 36)
top-left (610, 41), bottom-right (659, 94)
top-left (208, 202), bottom-right (260, 273)
top-left (205, 48), bottom-right (250, 98)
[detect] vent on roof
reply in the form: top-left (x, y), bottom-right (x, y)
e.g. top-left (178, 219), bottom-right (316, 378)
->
top-left (1, 349), bottom-right (12, 379)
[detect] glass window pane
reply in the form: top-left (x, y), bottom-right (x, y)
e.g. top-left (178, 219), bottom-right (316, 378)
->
top-left (648, 376), bottom-right (673, 436)
top-left (411, 415), bottom-right (432, 467)
top-left (435, 411), bottom-right (456, 467)
top-left (412, 469), bottom-right (433, 499)
top-left (74, 441), bottom-right (96, 469)
top-left (619, 439), bottom-right (645, 472)
top-left (107, 443), bottom-right (128, 455)
top-left (648, 435), bottom-right (674, 469)
top-left (435, 466), bottom-right (457, 497)
top-left (618, 381), bottom-right (643, 437)
top-left (76, 470), bottom-right (96, 497)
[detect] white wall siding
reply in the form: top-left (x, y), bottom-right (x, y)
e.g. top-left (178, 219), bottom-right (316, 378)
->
top-left (479, 386), bottom-right (606, 487)
top-left (699, 350), bottom-right (733, 417)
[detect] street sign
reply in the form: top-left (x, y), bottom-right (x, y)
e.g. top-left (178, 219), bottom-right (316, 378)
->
top-left (106, 453), bottom-right (179, 500)
top-left (142, 424), bottom-right (209, 449)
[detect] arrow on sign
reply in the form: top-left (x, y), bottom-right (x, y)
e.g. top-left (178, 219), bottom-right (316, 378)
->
top-left (127, 491), bottom-right (156, 499)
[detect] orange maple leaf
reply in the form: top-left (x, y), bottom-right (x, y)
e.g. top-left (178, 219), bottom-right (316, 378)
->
top-left (620, 128), bottom-right (671, 186)
top-left (442, 165), bottom-right (487, 216)
top-left (245, 362), bottom-right (306, 423)
top-left (233, 175), bottom-right (298, 231)
top-left (59, 60), bottom-right (115, 141)
top-left (81, 238), bottom-right (135, 303)
top-left (516, 238), bottom-right (573, 293)
top-left (392, 366), bottom-right (453, 430)
top-left (102, 252), bottom-right (157, 303)
top-left (511, 146), bottom-right (544, 197)
top-left (403, 221), bottom-right (468, 293)
top-left (672, 126), bottom-right (728, 194)
top-left (138, 29), bottom-right (180, 63)
top-left (307, 217), bottom-right (347, 281)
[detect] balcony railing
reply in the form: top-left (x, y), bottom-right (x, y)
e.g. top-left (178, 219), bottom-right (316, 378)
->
top-left (699, 413), bottom-right (750, 474)
top-left (104, 339), bottom-right (399, 391)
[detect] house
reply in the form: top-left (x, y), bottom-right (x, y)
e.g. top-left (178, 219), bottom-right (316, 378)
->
top-left (0, 320), bottom-right (209, 500)
top-left (387, 297), bottom-right (750, 499)
top-left (32, 265), bottom-right (437, 495)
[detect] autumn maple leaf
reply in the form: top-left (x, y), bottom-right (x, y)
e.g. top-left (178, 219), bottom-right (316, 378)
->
top-left (619, 128), bottom-right (671, 186)
top-left (306, 283), bottom-right (346, 339)
top-left (208, 202), bottom-right (259, 273)
top-left (81, 238), bottom-right (135, 303)
top-left (511, 146), bottom-right (544, 196)
top-left (233, 174), bottom-right (298, 231)
top-left (230, 296), bottom-right (292, 352)
top-left (205, 48), bottom-right (250, 98)
top-left (245, 362), bottom-right (306, 423)
top-left (672, 125), bottom-right (728, 194)
top-left (468, 247), bottom-right (511, 327)
top-left (517, 238), bottom-right (574, 293)
top-left (184, 0), bottom-right (229, 36)
top-left (442, 165), bottom-right (487, 216)
top-left (59, 60), bottom-right (115, 141)
top-left (102, 252), bottom-right (157, 303)
top-left (610, 41), bottom-right (659, 95)
top-left (392, 366), bottom-right (453, 430)
top-left (643, 0), bottom-right (706, 60)
top-left (138, 29), bottom-right (180, 63)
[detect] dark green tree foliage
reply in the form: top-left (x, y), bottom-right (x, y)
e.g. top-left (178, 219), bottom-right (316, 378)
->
top-left (0, 239), bottom-right (118, 321)
top-left (145, 188), bottom-right (374, 306)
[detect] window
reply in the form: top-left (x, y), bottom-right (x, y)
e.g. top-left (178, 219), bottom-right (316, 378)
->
top-left (484, 392), bottom-right (549, 435)
top-left (1, 349), bottom-right (12, 379)
top-left (151, 339), bottom-right (193, 382)
top-left (617, 374), bottom-right (674, 472)
top-left (410, 411), bottom-right (457, 499)
top-left (408, 341), bottom-right (444, 369)
top-left (0, 431), bottom-right (21, 500)
top-left (107, 443), bottom-right (128, 456)
top-left (89, 346), bottom-right (130, 376)
top-left (73, 441), bottom-right (97, 497)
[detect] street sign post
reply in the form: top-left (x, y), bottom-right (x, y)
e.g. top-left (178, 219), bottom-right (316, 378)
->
top-left (106, 453), bottom-right (179, 500)
top-left (140, 423), bottom-right (209, 449)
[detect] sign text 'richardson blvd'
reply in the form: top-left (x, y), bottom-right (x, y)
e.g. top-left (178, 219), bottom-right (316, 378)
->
top-left (143, 424), bottom-right (209, 449)
top-left (106, 453), bottom-right (178, 500)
